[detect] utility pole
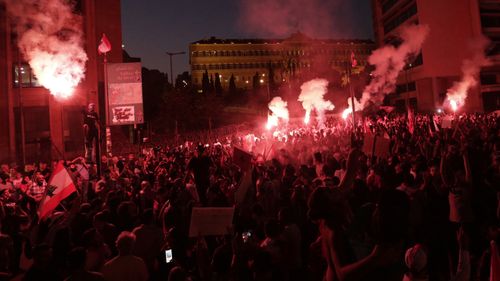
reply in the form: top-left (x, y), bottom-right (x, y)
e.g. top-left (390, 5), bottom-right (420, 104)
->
top-left (166, 51), bottom-right (186, 86)
top-left (405, 63), bottom-right (412, 110)
top-left (17, 52), bottom-right (26, 166)
top-left (103, 52), bottom-right (112, 157)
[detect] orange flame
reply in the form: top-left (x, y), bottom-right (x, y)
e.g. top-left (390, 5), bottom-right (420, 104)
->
top-left (450, 100), bottom-right (458, 112)
top-left (342, 108), bottom-right (352, 120)
top-left (304, 111), bottom-right (311, 124)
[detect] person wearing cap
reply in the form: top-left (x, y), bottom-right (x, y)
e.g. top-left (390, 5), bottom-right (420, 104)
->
top-left (83, 103), bottom-right (100, 163)
top-left (403, 244), bottom-right (428, 281)
top-left (403, 227), bottom-right (470, 281)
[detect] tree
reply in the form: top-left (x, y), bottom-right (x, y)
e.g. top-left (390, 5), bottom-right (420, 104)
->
top-left (202, 69), bottom-right (210, 94)
top-left (229, 74), bottom-right (236, 94)
top-left (175, 71), bottom-right (191, 89)
top-left (252, 72), bottom-right (260, 93)
top-left (209, 74), bottom-right (215, 94)
top-left (267, 62), bottom-right (276, 95)
top-left (142, 67), bottom-right (167, 121)
top-left (214, 72), bottom-right (222, 95)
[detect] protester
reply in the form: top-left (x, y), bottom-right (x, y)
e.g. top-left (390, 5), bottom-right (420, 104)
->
top-left (101, 231), bottom-right (148, 281)
top-left (0, 111), bottom-right (497, 281)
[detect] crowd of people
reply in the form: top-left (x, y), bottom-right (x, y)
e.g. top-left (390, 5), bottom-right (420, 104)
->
top-left (0, 111), bottom-right (499, 281)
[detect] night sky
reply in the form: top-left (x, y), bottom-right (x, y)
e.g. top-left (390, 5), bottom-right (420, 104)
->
top-left (121, 0), bottom-right (373, 77)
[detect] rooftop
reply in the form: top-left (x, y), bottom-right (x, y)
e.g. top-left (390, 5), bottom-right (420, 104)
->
top-left (191, 32), bottom-right (374, 45)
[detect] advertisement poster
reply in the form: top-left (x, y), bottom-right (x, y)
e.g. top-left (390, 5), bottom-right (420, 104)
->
top-left (106, 62), bottom-right (144, 125)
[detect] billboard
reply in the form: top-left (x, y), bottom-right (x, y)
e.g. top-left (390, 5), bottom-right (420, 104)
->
top-left (106, 62), bottom-right (144, 125)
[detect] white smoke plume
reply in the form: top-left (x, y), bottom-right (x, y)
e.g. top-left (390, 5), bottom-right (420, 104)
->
top-left (446, 36), bottom-right (491, 110)
top-left (354, 24), bottom-right (429, 110)
top-left (266, 96), bottom-right (289, 129)
top-left (4, 0), bottom-right (88, 98)
top-left (298, 78), bottom-right (334, 124)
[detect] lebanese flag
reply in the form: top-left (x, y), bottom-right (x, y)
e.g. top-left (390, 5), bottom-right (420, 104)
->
top-left (351, 51), bottom-right (357, 68)
top-left (408, 107), bottom-right (415, 135)
top-left (98, 33), bottom-right (112, 54)
top-left (38, 161), bottom-right (77, 219)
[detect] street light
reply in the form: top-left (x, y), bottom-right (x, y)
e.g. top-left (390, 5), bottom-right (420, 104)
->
top-left (405, 62), bottom-right (412, 110)
top-left (165, 51), bottom-right (186, 86)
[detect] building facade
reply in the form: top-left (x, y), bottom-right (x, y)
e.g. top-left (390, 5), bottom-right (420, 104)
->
top-left (372, 0), bottom-right (500, 112)
top-left (189, 33), bottom-right (375, 90)
top-left (0, 0), bottom-right (123, 163)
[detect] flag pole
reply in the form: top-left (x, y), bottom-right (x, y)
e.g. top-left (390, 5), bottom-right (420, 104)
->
top-left (348, 60), bottom-right (356, 143)
top-left (103, 52), bottom-right (112, 157)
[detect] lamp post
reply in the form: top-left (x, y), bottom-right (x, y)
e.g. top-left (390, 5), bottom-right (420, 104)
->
top-left (405, 63), bottom-right (412, 110)
top-left (17, 53), bottom-right (26, 166)
top-left (166, 51), bottom-right (186, 86)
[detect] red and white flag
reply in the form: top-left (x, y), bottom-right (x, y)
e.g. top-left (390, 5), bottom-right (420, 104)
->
top-left (98, 33), bottom-right (112, 55)
top-left (38, 161), bottom-right (77, 219)
top-left (408, 107), bottom-right (415, 135)
top-left (351, 51), bottom-right (358, 68)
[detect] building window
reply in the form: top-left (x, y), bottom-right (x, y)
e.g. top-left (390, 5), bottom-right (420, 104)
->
top-left (383, 3), bottom-right (418, 34)
top-left (382, 0), bottom-right (399, 14)
top-left (396, 81), bottom-right (416, 94)
top-left (481, 15), bottom-right (500, 28)
top-left (480, 74), bottom-right (497, 85)
top-left (72, 0), bottom-right (84, 14)
top-left (410, 53), bottom-right (423, 67)
top-left (13, 63), bottom-right (41, 88)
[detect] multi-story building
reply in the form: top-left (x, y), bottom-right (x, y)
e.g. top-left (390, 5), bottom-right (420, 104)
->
top-left (189, 32), bottom-right (375, 90)
top-left (0, 0), bottom-right (122, 163)
top-left (372, 0), bottom-right (500, 112)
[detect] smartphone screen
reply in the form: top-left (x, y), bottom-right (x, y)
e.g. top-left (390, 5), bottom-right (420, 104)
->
top-left (165, 249), bottom-right (173, 263)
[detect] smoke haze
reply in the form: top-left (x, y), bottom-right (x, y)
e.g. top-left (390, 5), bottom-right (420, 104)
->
top-left (446, 36), bottom-right (491, 109)
top-left (356, 24), bottom-right (429, 109)
top-left (298, 78), bottom-right (334, 124)
top-left (4, 0), bottom-right (88, 98)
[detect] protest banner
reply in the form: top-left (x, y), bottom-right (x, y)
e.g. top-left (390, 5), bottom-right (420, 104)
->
top-left (233, 146), bottom-right (252, 171)
top-left (363, 134), bottom-right (390, 158)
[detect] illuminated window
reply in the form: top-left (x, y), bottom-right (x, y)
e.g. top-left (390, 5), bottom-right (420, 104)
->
top-left (13, 63), bottom-right (41, 88)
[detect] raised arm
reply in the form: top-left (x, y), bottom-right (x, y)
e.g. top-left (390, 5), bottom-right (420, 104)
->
top-left (338, 148), bottom-right (361, 189)
top-left (440, 147), bottom-right (450, 187)
top-left (462, 148), bottom-right (471, 184)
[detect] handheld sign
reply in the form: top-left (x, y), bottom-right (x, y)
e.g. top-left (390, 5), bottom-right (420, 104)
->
top-left (189, 207), bottom-right (235, 237)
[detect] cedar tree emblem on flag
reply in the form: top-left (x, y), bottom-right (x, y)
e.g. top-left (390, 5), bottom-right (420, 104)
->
top-left (38, 161), bottom-right (77, 219)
